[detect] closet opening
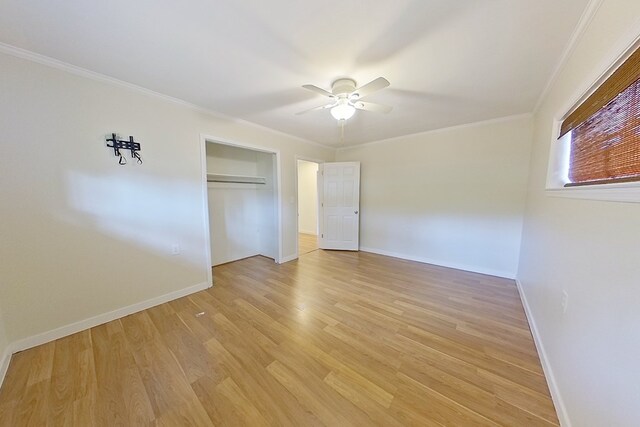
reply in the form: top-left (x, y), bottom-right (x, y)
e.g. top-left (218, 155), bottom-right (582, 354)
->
top-left (296, 158), bottom-right (321, 256)
top-left (202, 138), bottom-right (280, 279)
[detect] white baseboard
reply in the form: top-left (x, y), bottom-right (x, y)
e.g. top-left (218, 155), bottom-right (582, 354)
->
top-left (359, 246), bottom-right (515, 279)
top-left (279, 253), bottom-right (298, 264)
top-left (9, 281), bottom-right (211, 355)
top-left (213, 252), bottom-right (261, 267)
top-left (0, 346), bottom-right (12, 389)
top-left (515, 279), bottom-right (571, 427)
top-left (0, 280), bottom-right (210, 388)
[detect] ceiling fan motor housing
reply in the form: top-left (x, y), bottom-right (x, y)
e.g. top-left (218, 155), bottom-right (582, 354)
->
top-left (331, 78), bottom-right (357, 96)
top-left (297, 76), bottom-right (390, 116)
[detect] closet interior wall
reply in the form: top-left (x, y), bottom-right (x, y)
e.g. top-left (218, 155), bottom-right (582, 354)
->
top-left (206, 143), bottom-right (277, 266)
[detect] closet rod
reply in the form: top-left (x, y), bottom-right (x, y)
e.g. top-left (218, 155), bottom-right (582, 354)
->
top-left (207, 173), bottom-right (266, 184)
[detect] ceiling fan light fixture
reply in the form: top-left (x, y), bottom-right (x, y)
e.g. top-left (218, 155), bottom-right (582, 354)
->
top-left (298, 76), bottom-right (390, 119)
top-left (331, 103), bottom-right (356, 120)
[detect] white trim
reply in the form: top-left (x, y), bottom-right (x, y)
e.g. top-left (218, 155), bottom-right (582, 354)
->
top-left (360, 247), bottom-right (515, 280)
top-left (0, 42), bottom-right (540, 152)
top-left (0, 280), bottom-right (209, 387)
top-left (546, 182), bottom-right (640, 203)
top-left (533, 0), bottom-right (604, 113)
top-left (545, 24), bottom-right (640, 203)
top-left (212, 253), bottom-right (262, 267)
top-left (201, 135), bottom-right (284, 264)
top-left (317, 163), bottom-right (325, 249)
top-left (0, 42), bottom-right (333, 151)
top-left (11, 281), bottom-right (210, 354)
top-left (238, 121), bottom-right (331, 152)
top-left (200, 136), bottom-right (214, 286)
top-left (336, 113), bottom-right (532, 151)
top-left (279, 254), bottom-right (298, 264)
top-left (275, 150), bottom-right (284, 264)
top-left (515, 279), bottom-right (571, 427)
top-left (555, 27), bottom-right (640, 123)
top-left (295, 156), bottom-right (326, 164)
top-left (0, 346), bottom-right (12, 389)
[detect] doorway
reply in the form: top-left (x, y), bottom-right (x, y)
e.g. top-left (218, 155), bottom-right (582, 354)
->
top-left (296, 159), bottom-right (320, 256)
top-left (203, 139), bottom-right (280, 273)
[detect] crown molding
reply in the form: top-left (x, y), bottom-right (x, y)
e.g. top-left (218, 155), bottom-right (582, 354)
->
top-left (0, 42), bottom-right (334, 151)
top-left (533, 0), bottom-right (604, 113)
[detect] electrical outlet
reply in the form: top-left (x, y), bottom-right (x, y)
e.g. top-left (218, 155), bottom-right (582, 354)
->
top-left (561, 290), bottom-right (569, 314)
top-left (171, 244), bottom-right (181, 255)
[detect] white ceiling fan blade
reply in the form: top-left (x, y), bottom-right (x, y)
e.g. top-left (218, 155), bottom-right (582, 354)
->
top-left (353, 101), bottom-right (392, 113)
top-left (352, 77), bottom-right (390, 98)
top-left (302, 84), bottom-right (335, 98)
top-left (295, 102), bottom-right (335, 115)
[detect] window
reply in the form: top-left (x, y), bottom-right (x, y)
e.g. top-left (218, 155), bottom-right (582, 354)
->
top-left (559, 45), bottom-right (640, 187)
top-left (546, 40), bottom-right (640, 203)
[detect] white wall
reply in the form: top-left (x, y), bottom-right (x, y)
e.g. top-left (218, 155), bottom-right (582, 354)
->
top-left (0, 51), bottom-right (334, 349)
top-left (518, 1), bottom-right (640, 426)
top-left (297, 160), bottom-right (319, 235)
top-left (336, 115), bottom-right (533, 278)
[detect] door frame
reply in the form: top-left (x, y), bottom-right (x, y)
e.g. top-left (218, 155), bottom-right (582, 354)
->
top-left (294, 155), bottom-right (324, 258)
top-left (200, 134), bottom-right (283, 285)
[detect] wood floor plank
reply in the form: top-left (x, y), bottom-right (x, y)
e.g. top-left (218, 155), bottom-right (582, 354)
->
top-left (0, 351), bottom-right (35, 404)
top-left (0, 251), bottom-right (559, 426)
top-left (299, 233), bottom-right (318, 255)
top-left (91, 323), bottom-right (130, 426)
top-left (266, 359), bottom-right (367, 426)
top-left (13, 379), bottom-right (49, 426)
top-left (203, 336), bottom-right (321, 426)
top-left (0, 401), bottom-right (17, 427)
top-left (395, 371), bottom-right (501, 427)
top-left (152, 396), bottom-right (214, 427)
top-left (26, 342), bottom-right (55, 387)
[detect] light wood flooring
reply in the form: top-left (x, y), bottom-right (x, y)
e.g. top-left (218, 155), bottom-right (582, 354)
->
top-left (298, 233), bottom-right (318, 255)
top-left (0, 251), bottom-right (558, 426)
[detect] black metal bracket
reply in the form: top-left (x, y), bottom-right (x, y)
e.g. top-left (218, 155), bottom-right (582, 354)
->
top-left (106, 133), bottom-right (143, 165)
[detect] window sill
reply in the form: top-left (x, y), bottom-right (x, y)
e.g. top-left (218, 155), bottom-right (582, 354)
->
top-left (546, 181), bottom-right (640, 203)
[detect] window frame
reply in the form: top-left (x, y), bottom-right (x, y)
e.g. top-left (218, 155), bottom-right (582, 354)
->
top-left (546, 34), bottom-right (640, 203)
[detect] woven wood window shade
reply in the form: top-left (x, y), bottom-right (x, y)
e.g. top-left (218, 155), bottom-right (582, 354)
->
top-left (560, 46), bottom-right (640, 186)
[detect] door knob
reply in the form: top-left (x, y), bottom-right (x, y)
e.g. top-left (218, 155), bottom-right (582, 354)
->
top-left (354, 210), bottom-right (359, 214)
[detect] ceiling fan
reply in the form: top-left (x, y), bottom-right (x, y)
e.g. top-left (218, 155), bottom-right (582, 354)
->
top-left (297, 77), bottom-right (392, 120)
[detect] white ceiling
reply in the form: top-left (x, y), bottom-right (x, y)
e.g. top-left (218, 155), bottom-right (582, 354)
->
top-left (0, 0), bottom-right (591, 147)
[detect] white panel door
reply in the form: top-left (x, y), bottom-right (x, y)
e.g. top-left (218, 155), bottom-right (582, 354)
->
top-left (318, 162), bottom-right (360, 251)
